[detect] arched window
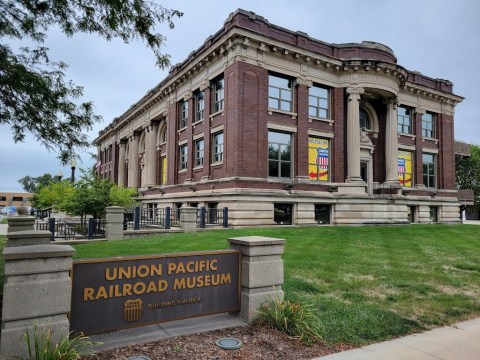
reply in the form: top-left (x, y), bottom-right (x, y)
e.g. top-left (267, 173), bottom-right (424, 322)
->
top-left (359, 108), bottom-right (371, 130)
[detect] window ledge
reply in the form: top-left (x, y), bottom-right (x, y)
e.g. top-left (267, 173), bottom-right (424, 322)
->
top-left (210, 111), bottom-right (224, 119)
top-left (308, 117), bottom-right (334, 125)
top-left (211, 161), bottom-right (223, 167)
top-left (178, 169), bottom-right (187, 174)
top-left (193, 120), bottom-right (204, 126)
top-left (268, 108), bottom-right (297, 119)
top-left (398, 132), bottom-right (416, 138)
top-left (177, 127), bottom-right (187, 134)
top-left (423, 137), bottom-right (439, 144)
top-left (193, 165), bottom-right (204, 170)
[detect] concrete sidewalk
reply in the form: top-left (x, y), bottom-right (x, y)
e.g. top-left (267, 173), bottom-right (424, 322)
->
top-left (315, 317), bottom-right (480, 360)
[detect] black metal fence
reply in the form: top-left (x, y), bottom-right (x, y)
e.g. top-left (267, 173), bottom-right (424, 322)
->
top-left (124, 206), bottom-right (228, 230)
top-left (35, 218), bottom-right (106, 240)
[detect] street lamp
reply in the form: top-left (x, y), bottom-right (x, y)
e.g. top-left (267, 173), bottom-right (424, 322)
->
top-left (70, 159), bottom-right (77, 183)
top-left (55, 171), bottom-right (63, 182)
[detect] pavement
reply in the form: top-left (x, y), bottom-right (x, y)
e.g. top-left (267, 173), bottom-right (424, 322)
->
top-left (314, 317), bottom-right (480, 360)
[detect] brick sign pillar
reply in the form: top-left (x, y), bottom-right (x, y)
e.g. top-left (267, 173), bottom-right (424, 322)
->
top-left (228, 236), bottom-right (286, 322)
top-left (1, 226), bottom-right (75, 359)
top-left (105, 206), bottom-right (124, 240)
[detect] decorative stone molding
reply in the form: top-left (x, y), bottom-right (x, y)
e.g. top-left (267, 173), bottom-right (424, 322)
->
top-left (295, 77), bottom-right (312, 87)
top-left (415, 107), bottom-right (426, 114)
top-left (346, 87), bottom-right (365, 96)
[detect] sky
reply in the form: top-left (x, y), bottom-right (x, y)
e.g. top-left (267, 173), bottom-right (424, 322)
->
top-left (1, 0), bottom-right (479, 192)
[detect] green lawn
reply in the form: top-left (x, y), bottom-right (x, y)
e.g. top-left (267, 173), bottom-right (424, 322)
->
top-left (2, 225), bottom-right (480, 346)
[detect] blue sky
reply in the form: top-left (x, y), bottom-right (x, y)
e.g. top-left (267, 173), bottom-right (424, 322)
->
top-left (1, 0), bottom-right (479, 192)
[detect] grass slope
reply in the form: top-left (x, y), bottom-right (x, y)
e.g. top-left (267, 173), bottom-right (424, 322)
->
top-left (2, 225), bottom-right (480, 346)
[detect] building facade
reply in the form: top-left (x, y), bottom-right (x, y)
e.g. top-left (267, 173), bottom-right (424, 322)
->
top-left (0, 192), bottom-right (32, 210)
top-left (95, 9), bottom-right (464, 226)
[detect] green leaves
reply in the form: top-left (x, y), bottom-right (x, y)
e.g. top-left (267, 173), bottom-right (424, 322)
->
top-left (0, 0), bottom-right (182, 162)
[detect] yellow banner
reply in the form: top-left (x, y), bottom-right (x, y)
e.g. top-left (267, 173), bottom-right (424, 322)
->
top-left (308, 138), bottom-right (329, 181)
top-left (398, 151), bottom-right (412, 187)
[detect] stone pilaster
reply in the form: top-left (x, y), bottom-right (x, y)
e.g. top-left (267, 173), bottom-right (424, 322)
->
top-left (127, 133), bottom-right (139, 188)
top-left (117, 140), bottom-right (126, 187)
top-left (228, 236), bottom-right (286, 323)
top-left (384, 98), bottom-right (400, 186)
top-left (346, 87), bottom-right (364, 183)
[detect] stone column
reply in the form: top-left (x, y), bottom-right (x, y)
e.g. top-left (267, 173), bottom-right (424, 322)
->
top-left (346, 87), bottom-right (364, 182)
top-left (117, 140), bottom-right (126, 187)
top-left (106, 206), bottom-right (124, 240)
top-left (180, 207), bottom-right (197, 233)
top-left (384, 98), bottom-right (400, 185)
top-left (228, 236), bottom-right (286, 323)
top-left (144, 123), bottom-right (157, 187)
top-left (1, 244), bottom-right (75, 359)
top-left (127, 133), bottom-right (139, 188)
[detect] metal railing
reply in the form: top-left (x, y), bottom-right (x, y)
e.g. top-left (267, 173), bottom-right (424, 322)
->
top-left (35, 218), bottom-right (106, 240)
top-left (124, 206), bottom-right (228, 230)
top-left (197, 207), bottom-right (229, 228)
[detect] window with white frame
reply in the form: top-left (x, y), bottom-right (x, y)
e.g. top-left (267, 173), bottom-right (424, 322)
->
top-left (194, 139), bottom-right (204, 167)
top-left (422, 112), bottom-right (435, 138)
top-left (212, 132), bottom-right (224, 163)
top-left (308, 85), bottom-right (329, 118)
top-left (397, 106), bottom-right (413, 134)
top-left (268, 130), bottom-right (292, 178)
top-left (179, 144), bottom-right (188, 170)
top-left (422, 153), bottom-right (436, 188)
top-left (212, 76), bottom-right (224, 113)
top-left (268, 74), bottom-right (293, 112)
top-left (179, 100), bottom-right (188, 129)
top-left (195, 90), bottom-right (204, 122)
top-left (359, 108), bottom-right (371, 130)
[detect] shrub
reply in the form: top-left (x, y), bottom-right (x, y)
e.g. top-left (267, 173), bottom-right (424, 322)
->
top-left (252, 296), bottom-right (324, 345)
top-left (15, 325), bottom-right (97, 360)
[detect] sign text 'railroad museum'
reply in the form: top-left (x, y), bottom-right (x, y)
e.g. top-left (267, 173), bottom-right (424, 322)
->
top-left (70, 250), bottom-right (240, 335)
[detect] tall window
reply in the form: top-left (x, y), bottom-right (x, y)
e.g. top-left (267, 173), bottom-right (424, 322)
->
top-left (268, 74), bottom-right (293, 112)
top-left (195, 91), bottom-right (204, 122)
top-left (422, 112), bottom-right (435, 138)
top-left (398, 150), bottom-right (413, 187)
top-left (212, 77), bottom-right (224, 113)
top-left (179, 145), bottom-right (188, 170)
top-left (194, 139), bottom-right (204, 167)
top-left (359, 108), bottom-right (371, 130)
top-left (397, 106), bottom-right (412, 134)
top-left (308, 85), bottom-right (329, 118)
top-left (179, 100), bottom-right (188, 129)
top-left (422, 153), bottom-right (436, 188)
top-left (212, 132), bottom-right (224, 163)
top-left (160, 125), bottom-right (167, 143)
top-left (268, 131), bottom-right (292, 178)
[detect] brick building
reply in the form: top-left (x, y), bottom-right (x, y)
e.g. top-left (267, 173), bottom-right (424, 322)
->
top-left (95, 9), bottom-right (464, 226)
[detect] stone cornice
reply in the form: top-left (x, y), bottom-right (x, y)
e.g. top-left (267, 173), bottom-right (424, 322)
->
top-left (95, 9), bottom-right (464, 145)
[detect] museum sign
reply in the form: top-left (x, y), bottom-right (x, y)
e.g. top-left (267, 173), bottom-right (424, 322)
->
top-left (70, 250), bottom-right (240, 335)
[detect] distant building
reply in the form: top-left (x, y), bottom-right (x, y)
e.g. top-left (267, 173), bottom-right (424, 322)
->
top-left (0, 192), bottom-right (33, 210)
top-left (95, 9), bottom-right (465, 226)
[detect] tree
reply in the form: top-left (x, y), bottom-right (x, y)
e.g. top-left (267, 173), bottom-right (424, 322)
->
top-left (1, 1), bottom-right (182, 162)
top-left (456, 143), bottom-right (480, 209)
top-left (33, 179), bottom-right (76, 211)
top-left (17, 173), bottom-right (56, 193)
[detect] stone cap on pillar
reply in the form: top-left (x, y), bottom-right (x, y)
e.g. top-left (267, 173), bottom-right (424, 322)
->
top-left (228, 236), bottom-right (286, 256)
top-left (3, 244), bottom-right (75, 260)
top-left (7, 230), bottom-right (51, 247)
top-left (106, 206), bottom-right (125, 214)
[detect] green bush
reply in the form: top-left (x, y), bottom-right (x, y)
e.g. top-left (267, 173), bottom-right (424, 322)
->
top-left (252, 295), bottom-right (323, 345)
top-left (15, 325), bottom-right (97, 360)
